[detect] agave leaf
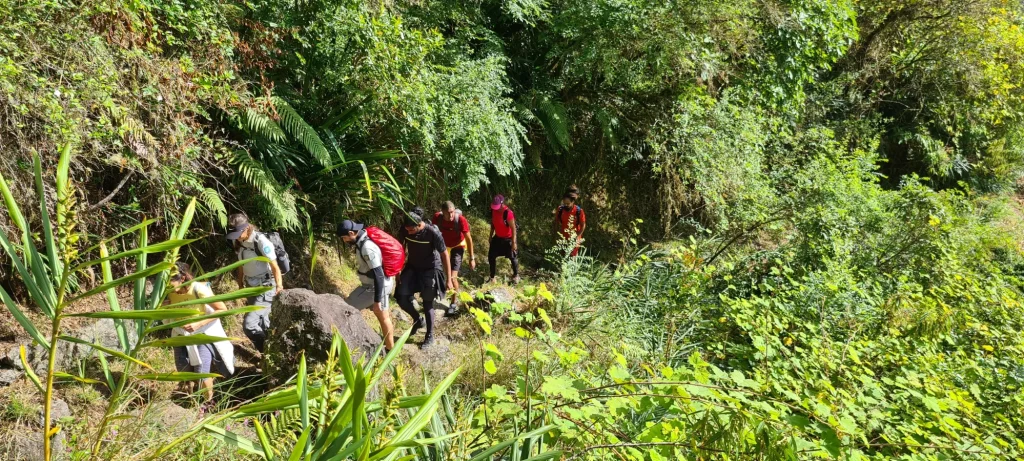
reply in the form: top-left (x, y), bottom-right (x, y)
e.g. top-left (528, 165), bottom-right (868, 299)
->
top-left (67, 307), bottom-right (201, 320)
top-left (35, 155), bottom-right (61, 282)
top-left (99, 242), bottom-right (130, 352)
top-left (160, 286), bottom-right (270, 309)
top-left (145, 306), bottom-right (263, 334)
top-left (136, 372), bottom-right (221, 382)
top-left (75, 239), bottom-right (198, 272)
top-left (190, 257), bottom-right (270, 283)
top-left (0, 285), bottom-right (48, 349)
top-left (58, 336), bottom-right (152, 369)
top-left (69, 262), bottom-right (173, 304)
top-left (139, 334), bottom-right (235, 349)
top-left (202, 424), bottom-right (266, 457)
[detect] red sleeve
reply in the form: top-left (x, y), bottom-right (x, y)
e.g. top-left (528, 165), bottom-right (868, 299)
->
top-left (460, 216), bottom-right (470, 233)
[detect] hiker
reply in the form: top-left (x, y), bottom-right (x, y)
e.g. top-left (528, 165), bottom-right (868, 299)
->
top-left (338, 219), bottom-right (399, 351)
top-left (554, 188), bottom-right (586, 256)
top-left (226, 213), bottom-right (284, 353)
top-left (489, 194), bottom-right (520, 284)
top-left (396, 207), bottom-right (452, 348)
top-left (433, 201), bottom-right (475, 314)
top-left (167, 262), bottom-right (234, 405)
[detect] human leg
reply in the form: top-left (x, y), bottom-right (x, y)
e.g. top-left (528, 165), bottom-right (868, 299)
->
top-left (242, 305), bottom-right (271, 352)
top-left (373, 277), bottom-right (396, 350)
top-left (396, 270), bottom-right (424, 335)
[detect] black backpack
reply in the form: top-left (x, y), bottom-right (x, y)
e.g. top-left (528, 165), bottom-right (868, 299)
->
top-left (503, 208), bottom-right (521, 232)
top-left (254, 231), bottom-right (291, 274)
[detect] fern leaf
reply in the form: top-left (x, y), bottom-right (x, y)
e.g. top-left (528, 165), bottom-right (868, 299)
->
top-left (273, 97), bottom-right (331, 168)
top-left (242, 108), bottom-right (287, 143)
top-left (536, 95), bottom-right (571, 153)
top-left (199, 188), bottom-right (228, 228)
top-left (231, 150), bottom-right (300, 230)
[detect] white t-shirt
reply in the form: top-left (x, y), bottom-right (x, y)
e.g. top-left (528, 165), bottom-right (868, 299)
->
top-left (355, 230), bottom-right (383, 286)
top-left (238, 232), bottom-right (276, 278)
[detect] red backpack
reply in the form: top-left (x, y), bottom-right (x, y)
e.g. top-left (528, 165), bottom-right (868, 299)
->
top-left (363, 227), bottom-right (405, 277)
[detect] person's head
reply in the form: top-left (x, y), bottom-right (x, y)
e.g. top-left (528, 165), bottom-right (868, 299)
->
top-left (562, 191), bottom-right (578, 207)
top-left (403, 207), bottom-right (425, 233)
top-left (440, 201), bottom-right (457, 222)
top-left (169, 262), bottom-right (193, 289)
top-left (566, 184), bottom-right (579, 195)
top-left (336, 219), bottom-right (365, 245)
top-left (490, 194), bottom-right (506, 211)
top-left (226, 213), bottom-right (256, 247)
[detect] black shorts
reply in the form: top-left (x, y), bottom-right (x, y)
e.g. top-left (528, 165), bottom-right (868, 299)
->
top-left (397, 267), bottom-right (447, 300)
top-left (489, 237), bottom-right (516, 259)
top-left (449, 247), bottom-right (465, 273)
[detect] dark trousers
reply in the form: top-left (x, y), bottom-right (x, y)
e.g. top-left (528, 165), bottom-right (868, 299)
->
top-left (488, 237), bottom-right (519, 278)
top-left (396, 268), bottom-right (442, 336)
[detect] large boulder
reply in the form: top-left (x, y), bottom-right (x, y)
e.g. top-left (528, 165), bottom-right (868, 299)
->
top-left (263, 289), bottom-right (381, 386)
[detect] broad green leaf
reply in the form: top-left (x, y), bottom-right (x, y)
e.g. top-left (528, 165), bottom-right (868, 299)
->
top-left (0, 163), bottom-right (27, 233)
top-left (484, 359), bottom-right (498, 375)
top-left (253, 418), bottom-right (275, 460)
top-left (288, 427), bottom-right (313, 461)
top-left (140, 334), bottom-right (235, 349)
top-left (34, 155), bottom-right (60, 282)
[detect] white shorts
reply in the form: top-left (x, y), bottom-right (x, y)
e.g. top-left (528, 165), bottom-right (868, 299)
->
top-left (346, 276), bottom-right (395, 311)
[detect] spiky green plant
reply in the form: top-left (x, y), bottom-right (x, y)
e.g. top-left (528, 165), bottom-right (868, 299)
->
top-left (153, 330), bottom-right (560, 460)
top-left (0, 146), bottom-right (271, 460)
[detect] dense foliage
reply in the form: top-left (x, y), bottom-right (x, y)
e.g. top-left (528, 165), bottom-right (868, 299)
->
top-left (3, 0), bottom-right (1024, 460)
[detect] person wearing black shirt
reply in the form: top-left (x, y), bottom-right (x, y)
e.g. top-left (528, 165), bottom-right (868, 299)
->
top-left (396, 207), bottom-right (452, 348)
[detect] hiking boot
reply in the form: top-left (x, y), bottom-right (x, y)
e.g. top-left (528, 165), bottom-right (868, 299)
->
top-left (410, 316), bottom-right (425, 337)
top-left (512, 275), bottom-right (521, 285)
top-left (446, 299), bottom-right (459, 316)
top-left (421, 333), bottom-right (435, 349)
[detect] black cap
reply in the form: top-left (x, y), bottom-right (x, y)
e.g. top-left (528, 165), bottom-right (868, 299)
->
top-left (336, 220), bottom-right (365, 235)
top-left (226, 213), bottom-right (250, 241)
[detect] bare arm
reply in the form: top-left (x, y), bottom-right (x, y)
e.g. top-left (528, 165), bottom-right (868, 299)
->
top-left (269, 261), bottom-right (284, 294)
top-left (442, 248), bottom-right (453, 289)
top-left (235, 267), bottom-right (245, 289)
top-left (509, 218), bottom-right (518, 251)
top-left (464, 229), bottom-right (475, 261)
top-left (578, 222), bottom-right (586, 239)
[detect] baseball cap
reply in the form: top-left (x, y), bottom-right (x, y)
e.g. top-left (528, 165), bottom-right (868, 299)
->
top-left (336, 220), bottom-right (365, 235)
top-left (490, 194), bottom-right (505, 210)
top-left (225, 213), bottom-right (250, 241)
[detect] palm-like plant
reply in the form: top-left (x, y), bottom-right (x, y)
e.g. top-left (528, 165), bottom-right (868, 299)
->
top-left (0, 146), bottom-right (272, 460)
top-left (233, 96), bottom-right (407, 231)
top-left (153, 331), bottom-right (561, 461)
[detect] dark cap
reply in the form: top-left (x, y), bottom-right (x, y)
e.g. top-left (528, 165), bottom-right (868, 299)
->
top-left (226, 213), bottom-right (250, 241)
top-left (403, 209), bottom-right (424, 227)
top-left (336, 220), bottom-right (365, 235)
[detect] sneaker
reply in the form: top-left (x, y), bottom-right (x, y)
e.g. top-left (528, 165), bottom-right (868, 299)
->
top-left (421, 333), bottom-right (435, 349)
top-left (410, 316), bottom-right (425, 337)
top-left (446, 299), bottom-right (459, 316)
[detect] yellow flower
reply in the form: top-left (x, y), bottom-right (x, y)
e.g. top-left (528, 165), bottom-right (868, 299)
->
top-left (784, 337), bottom-right (794, 346)
top-left (982, 345), bottom-right (995, 352)
top-left (719, 317), bottom-right (727, 323)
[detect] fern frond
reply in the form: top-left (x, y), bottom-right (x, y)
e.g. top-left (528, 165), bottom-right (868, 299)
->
top-left (231, 150), bottom-right (300, 230)
top-left (241, 108), bottom-right (287, 143)
top-left (273, 97), bottom-right (331, 168)
top-left (536, 95), bottom-right (571, 153)
top-left (199, 188), bottom-right (228, 228)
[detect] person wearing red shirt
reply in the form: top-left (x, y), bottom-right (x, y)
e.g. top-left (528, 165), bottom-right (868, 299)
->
top-left (553, 189), bottom-right (586, 256)
top-left (433, 201), bottom-right (476, 314)
top-left (488, 194), bottom-right (520, 284)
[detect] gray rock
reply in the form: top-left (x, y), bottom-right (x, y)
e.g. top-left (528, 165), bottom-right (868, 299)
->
top-left (263, 289), bottom-right (381, 387)
top-left (487, 287), bottom-right (516, 306)
top-left (15, 319), bottom-right (139, 378)
top-left (36, 398), bottom-right (72, 427)
top-left (136, 401), bottom-right (196, 434)
top-left (0, 368), bottom-right (21, 386)
top-left (2, 431), bottom-right (64, 460)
